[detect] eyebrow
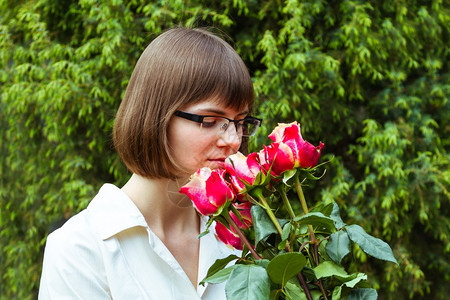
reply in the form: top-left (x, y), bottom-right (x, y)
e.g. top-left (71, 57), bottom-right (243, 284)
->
top-left (195, 108), bottom-right (249, 117)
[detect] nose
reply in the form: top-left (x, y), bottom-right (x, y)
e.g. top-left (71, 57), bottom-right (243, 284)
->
top-left (217, 122), bottom-right (241, 151)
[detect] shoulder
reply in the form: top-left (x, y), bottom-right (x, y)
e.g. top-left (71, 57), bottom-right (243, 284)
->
top-left (39, 187), bottom-right (115, 298)
top-left (46, 209), bottom-right (99, 252)
top-left (43, 183), bottom-right (145, 259)
top-left (43, 209), bottom-right (106, 278)
top-left (42, 184), bottom-right (119, 263)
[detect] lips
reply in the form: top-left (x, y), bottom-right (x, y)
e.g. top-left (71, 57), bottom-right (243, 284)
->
top-left (209, 158), bottom-right (226, 162)
top-left (207, 158), bottom-right (226, 168)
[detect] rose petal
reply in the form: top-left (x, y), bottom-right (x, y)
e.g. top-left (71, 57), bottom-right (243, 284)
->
top-left (215, 222), bottom-right (243, 250)
top-left (281, 123), bottom-right (303, 143)
top-left (268, 122), bottom-right (302, 143)
top-left (298, 140), bottom-right (324, 168)
top-left (260, 143), bottom-right (296, 176)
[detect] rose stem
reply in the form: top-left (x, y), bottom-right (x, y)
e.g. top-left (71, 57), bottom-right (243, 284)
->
top-left (295, 177), bottom-right (328, 300)
top-left (279, 187), bottom-right (296, 219)
top-left (224, 212), bottom-right (261, 260)
top-left (294, 177), bottom-right (318, 265)
top-left (256, 194), bottom-right (283, 236)
top-left (297, 273), bottom-right (313, 300)
top-left (279, 187), bottom-right (298, 252)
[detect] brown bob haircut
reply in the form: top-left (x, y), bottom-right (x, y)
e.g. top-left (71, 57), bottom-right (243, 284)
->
top-left (113, 27), bottom-right (255, 179)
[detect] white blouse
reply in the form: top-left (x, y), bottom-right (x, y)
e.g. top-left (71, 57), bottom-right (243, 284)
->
top-left (39, 184), bottom-right (239, 299)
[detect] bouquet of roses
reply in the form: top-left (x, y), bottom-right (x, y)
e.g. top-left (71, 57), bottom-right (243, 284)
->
top-left (180, 122), bottom-right (398, 300)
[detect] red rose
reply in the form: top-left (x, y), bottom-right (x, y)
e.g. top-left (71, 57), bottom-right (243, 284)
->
top-left (225, 152), bottom-right (265, 193)
top-left (268, 122), bottom-right (324, 169)
top-left (180, 167), bottom-right (234, 216)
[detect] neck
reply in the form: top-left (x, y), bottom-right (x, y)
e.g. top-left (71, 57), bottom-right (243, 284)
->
top-left (121, 174), bottom-right (199, 235)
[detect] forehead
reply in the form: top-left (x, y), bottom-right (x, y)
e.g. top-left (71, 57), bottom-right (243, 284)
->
top-left (181, 98), bottom-right (249, 116)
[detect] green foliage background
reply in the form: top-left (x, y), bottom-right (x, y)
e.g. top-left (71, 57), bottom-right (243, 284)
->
top-left (0, 0), bottom-right (448, 299)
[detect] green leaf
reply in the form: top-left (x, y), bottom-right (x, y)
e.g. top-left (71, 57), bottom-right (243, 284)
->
top-left (330, 202), bottom-right (346, 229)
top-left (266, 253), bottom-right (307, 286)
top-left (253, 169), bottom-right (268, 186)
top-left (204, 254), bottom-right (239, 279)
top-left (225, 264), bottom-right (271, 300)
top-left (348, 288), bottom-right (378, 300)
top-left (293, 212), bottom-right (335, 232)
top-left (342, 273), bottom-right (368, 288)
top-left (303, 168), bottom-right (327, 181)
top-left (284, 278), bottom-right (308, 300)
top-left (313, 261), bottom-right (348, 279)
top-left (332, 286), bottom-right (342, 300)
top-left (311, 290), bottom-right (323, 300)
top-left (252, 205), bottom-right (278, 245)
top-left (251, 205), bottom-right (289, 245)
top-left (326, 230), bottom-right (350, 264)
top-left (317, 264), bottom-right (367, 288)
top-left (346, 224), bottom-right (398, 265)
top-left (201, 265), bottom-right (236, 285)
top-left (197, 229), bottom-right (210, 239)
top-left (311, 202), bottom-right (334, 216)
top-left (282, 169), bottom-right (297, 185)
top-left (281, 222), bottom-right (292, 241)
top-left (254, 259), bottom-right (270, 269)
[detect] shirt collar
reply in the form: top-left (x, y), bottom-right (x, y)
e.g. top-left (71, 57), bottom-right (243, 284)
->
top-left (87, 183), bottom-right (148, 240)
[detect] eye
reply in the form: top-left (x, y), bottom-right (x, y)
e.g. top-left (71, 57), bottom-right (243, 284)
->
top-left (201, 117), bottom-right (219, 129)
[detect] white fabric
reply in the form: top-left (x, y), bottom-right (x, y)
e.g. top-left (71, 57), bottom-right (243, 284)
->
top-left (39, 184), bottom-right (239, 299)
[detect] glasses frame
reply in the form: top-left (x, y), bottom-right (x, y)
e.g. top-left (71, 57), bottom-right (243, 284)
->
top-left (174, 111), bottom-right (262, 137)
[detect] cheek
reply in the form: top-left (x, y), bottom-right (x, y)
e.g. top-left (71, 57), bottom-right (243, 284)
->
top-left (168, 129), bottom-right (211, 165)
top-left (188, 138), bottom-right (216, 161)
top-left (167, 124), bottom-right (188, 158)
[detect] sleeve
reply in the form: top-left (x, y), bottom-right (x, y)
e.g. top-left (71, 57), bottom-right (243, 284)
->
top-left (38, 214), bottom-right (111, 299)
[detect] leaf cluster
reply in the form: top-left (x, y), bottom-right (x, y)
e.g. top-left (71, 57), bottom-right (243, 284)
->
top-left (202, 189), bottom-right (398, 300)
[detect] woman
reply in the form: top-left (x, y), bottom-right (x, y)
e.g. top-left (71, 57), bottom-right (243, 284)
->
top-left (39, 27), bottom-right (262, 299)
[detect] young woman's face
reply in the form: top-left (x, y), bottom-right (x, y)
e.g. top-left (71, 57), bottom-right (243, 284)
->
top-left (168, 99), bottom-right (249, 176)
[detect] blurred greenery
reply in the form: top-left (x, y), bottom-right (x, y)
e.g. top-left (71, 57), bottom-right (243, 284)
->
top-left (0, 0), bottom-right (448, 299)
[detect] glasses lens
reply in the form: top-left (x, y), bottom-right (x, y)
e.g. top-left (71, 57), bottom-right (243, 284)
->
top-left (200, 117), bottom-right (228, 134)
top-left (199, 116), bottom-right (261, 137)
top-left (242, 118), bottom-right (261, 137)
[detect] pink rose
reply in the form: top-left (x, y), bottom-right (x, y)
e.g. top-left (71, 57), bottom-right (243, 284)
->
top-left (225, 152), bottom-right (264, 193)
top-left (215, 222), bottom-right (243, 250)
top-left (258, 143), bottom-right (296, 176)
top-left (230, 202), bottom-right (253, 229)
top-left (268, 122), bottom-right (324, 169)
top-left (268, 122), bottom-right (302, 145)
top-left (296, 139), bottom-right (325, 168)
top-left (180, 167), bottom-right (234, 216)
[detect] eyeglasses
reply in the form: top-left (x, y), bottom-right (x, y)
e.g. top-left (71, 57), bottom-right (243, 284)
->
top-left (174, 111), bottom-right (262, 137)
